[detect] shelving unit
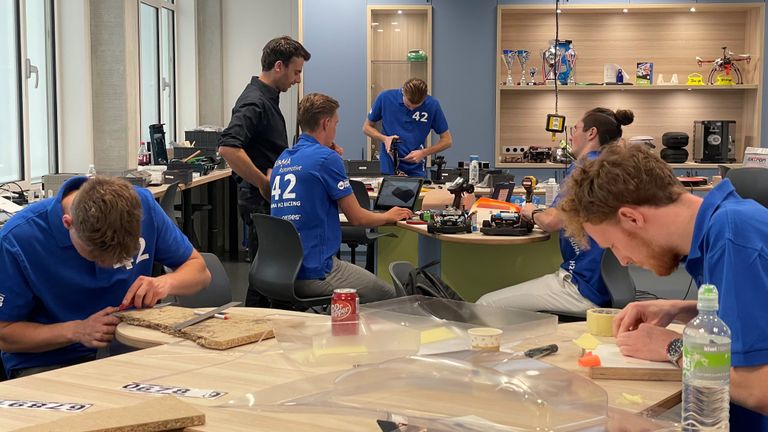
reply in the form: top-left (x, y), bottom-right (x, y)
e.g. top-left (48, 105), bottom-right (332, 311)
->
top-left (366, 5), bottom-right (432, 160)
top-left (495, 3), bottom-right (764, 167)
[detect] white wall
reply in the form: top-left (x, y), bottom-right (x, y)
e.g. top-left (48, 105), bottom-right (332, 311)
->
top-left (177, 0), bottom-right (198, 136)
top-left (221, 0), bottom-right (299, 138)
top-left (55, 0), bottom-right (93, 173)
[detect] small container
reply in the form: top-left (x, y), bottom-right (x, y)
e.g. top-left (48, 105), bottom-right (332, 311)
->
top-left (331, 288), bottom-right (359, 336)
top-left (468, 327), bottom-right (503, 351)
top-left (86, 164), bottom-right (97, 178)
top-left (616, 68), bottom-right (624, 84)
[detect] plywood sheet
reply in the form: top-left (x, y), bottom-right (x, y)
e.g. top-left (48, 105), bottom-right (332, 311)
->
top-left (116, 306), bottom-right (273, 350)
top-left (588, 344), bottom-right (681, 381)
top-left (12, 395), bottom-right (204, 432)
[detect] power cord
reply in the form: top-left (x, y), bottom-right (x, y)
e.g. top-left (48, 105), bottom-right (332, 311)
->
top-left (682, 276), bottom-right (695, 300)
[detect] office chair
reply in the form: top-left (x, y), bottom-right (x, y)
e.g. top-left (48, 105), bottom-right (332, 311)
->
top-left (248, 214), bottom-right (331, 311)
top-left (158, 181), bottom-right (181, 224)
top-left (340, 180), bottom-right (395, 271)
top-left (175, 253), bottom-right (232, 308)
top-left (725, 167), bottom-right (768, 208)
top-left (388, 261), bottom-right (414, 297)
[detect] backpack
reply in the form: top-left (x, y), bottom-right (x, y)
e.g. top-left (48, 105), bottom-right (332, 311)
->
top-left (403, 261), bottom-right (465, 301)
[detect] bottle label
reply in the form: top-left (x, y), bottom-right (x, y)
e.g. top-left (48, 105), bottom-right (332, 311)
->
top-left (683, 344), bottom-right (731, 381)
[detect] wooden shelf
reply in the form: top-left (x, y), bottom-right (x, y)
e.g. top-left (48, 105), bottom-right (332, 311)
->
top-left (495, 162), bottom-right (742, 169)
top-left (372, 60), bottom-right (427, 64)
top-left (499, 84), bottom-right (759, 92)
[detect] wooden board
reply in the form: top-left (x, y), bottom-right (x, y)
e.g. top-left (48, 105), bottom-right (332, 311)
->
top-left (116, 306), bottom-right (273, 350)
top-left (11, 395), bottom-right (204, 432)
top-left (588, 344), bottom-right (682, 382)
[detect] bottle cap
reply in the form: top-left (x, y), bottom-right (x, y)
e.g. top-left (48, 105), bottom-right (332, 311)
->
top-left (697, 284), bottom-right (719, 311)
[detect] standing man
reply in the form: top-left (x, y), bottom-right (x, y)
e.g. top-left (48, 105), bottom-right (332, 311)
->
top-left (363, 78), bottom-right (452, 177)
top-left (0, 176), bottom-right (211, 378)
top-left (218, 36), bottom-right (313, 307)
top-left (271, 93), bottom-right (411, 303)
top-left (558, 144), bottom-right (768, 429)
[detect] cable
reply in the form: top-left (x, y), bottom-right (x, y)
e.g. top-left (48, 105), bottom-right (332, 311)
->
top-left (553, 0), bottom-right (560, 114)
top-left (682, 276), bottom-right (695, 300)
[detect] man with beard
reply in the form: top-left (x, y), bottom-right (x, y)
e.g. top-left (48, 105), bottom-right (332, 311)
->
top-left (558, 143), bottom-right (768, 429)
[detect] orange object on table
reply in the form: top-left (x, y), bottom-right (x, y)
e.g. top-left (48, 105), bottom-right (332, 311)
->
top-left (578, 351), bottom-right (602, 368)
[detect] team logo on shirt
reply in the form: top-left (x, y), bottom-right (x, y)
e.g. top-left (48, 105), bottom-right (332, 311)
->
top-left (113, 237), bottom-right (150, 270)
top-left (0, 293), bottom-right (4, 307)
top-left (337, 180), bottom-right (350, 190)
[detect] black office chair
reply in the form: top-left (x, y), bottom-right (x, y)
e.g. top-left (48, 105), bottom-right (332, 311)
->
top-left (248, 214), bottom-right (331, 310)
top-left (725, 167), bottom-right (768, 208)
top-left (388, 261), bottom-right (414, 297)
top-left (175, 253), bottom-right (232, 308)
top-left (158, 181), bottom-right (180, 224)
top-left (340, 180), bottom-right (395, 271)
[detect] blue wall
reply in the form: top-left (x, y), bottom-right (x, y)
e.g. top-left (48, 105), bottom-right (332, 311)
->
top-left (303, 0), bottom-right (768, 168)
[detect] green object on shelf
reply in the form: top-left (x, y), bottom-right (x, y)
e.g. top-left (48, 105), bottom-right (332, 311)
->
top-left (407, 49), bottom-right (427, 62)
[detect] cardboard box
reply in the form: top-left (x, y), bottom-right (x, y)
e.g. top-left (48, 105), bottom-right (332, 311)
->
top-left (743, 147), bottom-right (768, 168)
top-left (636, 62), bottom-right (653, 85)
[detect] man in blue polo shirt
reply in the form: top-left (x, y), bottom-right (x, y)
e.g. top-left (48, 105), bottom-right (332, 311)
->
top-left (272, 93), bottom-right (412, 303)
top-left (363, 78), bottom-right (452, 177)
top-left (558, 144), bottom-right (768, 429)
top-left (0, 176), bottom-right (211, 378)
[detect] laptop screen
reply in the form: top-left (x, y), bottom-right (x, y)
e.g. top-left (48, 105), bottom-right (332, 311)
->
top-left (373, 177), bottom-right (424, 211)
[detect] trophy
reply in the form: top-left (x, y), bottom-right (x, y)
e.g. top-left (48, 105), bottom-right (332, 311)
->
top-left (542, 40), bottom-right (577, 85)
top-left (514, 50), bottom-right (530, 85)
top-left (501, 49), bottom-right (515, 86)
top-left (529, 66), bottom-right (538, 85)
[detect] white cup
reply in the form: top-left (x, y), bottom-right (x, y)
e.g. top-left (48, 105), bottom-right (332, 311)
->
top-left (468, 327), bottom-right (503, 351)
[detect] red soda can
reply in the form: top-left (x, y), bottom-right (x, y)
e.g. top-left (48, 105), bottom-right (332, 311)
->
top-left (331, 288), bottom-right (359, 336)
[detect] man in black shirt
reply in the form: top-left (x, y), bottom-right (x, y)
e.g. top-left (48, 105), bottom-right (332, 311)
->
top-left (218, 36), bottom-right (310, 307)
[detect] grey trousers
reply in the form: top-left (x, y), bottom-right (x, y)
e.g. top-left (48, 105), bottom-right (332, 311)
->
top-left (295, 257), bottom-right (397, 304)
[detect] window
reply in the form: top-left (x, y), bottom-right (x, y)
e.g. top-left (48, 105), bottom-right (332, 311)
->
top-left (0, 0), bottom-right (56, 184)
top-left (139, 0), bottom-right (176, 144)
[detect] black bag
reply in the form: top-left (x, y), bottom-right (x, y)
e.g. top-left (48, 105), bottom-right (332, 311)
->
top-left (403, 261), bottom-right (464, 301)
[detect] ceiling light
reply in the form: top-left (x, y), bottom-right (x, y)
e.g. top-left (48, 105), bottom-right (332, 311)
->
top-left (690, 7), bottom-right (696, 12)
top-left (622, 8), bottom-right (628, 13)
top-left (397, 10), bottom-right (403, 14)
top-left (376, 29), bottom-right (384, 32)
top-left (372, 22), bottom-right (379, 26)
top-left (556, 9), bottom-right (562, 13)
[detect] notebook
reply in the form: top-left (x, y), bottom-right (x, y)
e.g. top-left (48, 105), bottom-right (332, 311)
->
top-left (373, 177), bottom-right (424, 211)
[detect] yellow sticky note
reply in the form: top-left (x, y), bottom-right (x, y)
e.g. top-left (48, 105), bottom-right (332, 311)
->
top-left (421, 327), bottom-right (458, 344)
top-left (573, 333), bottom-right (601, 351)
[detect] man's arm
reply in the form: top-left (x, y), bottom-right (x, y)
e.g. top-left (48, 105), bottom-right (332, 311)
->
top-left (731, 365), bottom-right (768, 415)
top-left (0, 307), bottom-right (120, 353)
top-left (402, 131), bottom-right (453, 163)
top-left (362, 119), bottom-right (398, 153)
top-left (218, 146), bottom-right (271, 200)
top-left (521, 204), bottom-right (563, 233)
top-left (121, 249), bottom-right (211, 309)
top-left (338, 194), bottom-right (412, 228)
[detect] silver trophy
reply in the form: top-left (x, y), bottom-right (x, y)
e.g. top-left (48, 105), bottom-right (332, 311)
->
top-left (501, 50), bottom-right (515, 86)
top-left (514, 50), bottom-right (530, 86)
top-left (529, 66), bottom-right (538, 85)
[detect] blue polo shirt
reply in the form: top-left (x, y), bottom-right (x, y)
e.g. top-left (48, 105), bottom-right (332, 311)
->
top-left (0, 177), bottom-right (193, 375)
top-left (270, 134), bottom-right (353, 280)
top-left (683, 179), bottom-right (768, 430)
top-left (368, 88), bottom-right (449, 177)
top-left (553, 150), bottom-right (609, 307)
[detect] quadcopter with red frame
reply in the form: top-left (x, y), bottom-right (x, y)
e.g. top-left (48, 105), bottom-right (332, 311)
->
top-left (696, 46), bottom-right (752, 85)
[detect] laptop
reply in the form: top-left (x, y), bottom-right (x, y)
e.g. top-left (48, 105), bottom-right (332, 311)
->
top-left (373, 176), bottom-right (424, 211)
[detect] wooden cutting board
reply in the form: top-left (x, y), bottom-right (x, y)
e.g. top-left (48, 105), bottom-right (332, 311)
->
top-left (12, 395), bottom-right (204, 432)
top-left (588, 344), bottom-right (682, 381)
top-left (116, 306), bottom-right (274, 350)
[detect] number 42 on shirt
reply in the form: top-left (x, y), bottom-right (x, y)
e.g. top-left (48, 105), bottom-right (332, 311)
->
top-left (272, 174), bottom-right (297, 201)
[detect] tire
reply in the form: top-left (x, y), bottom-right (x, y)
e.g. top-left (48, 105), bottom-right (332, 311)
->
top-left (662, 132), bottom-right (689, 148)
top-left (660, 148), bottom-right (689, 163)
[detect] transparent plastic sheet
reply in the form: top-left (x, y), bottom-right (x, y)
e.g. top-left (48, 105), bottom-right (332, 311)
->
top-left (270, 296), bottom-right (558, 366)
top-left (221, 352), bottom-right (612, 431)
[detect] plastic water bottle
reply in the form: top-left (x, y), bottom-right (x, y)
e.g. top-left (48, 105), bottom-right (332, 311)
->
top-left (544, 178), bottom-right (559, 206)
top-left (682, 284), bottom-right (731, 431)
top-left (468, 155), bottom-right (480, 185)
top-left (86, 164), bottom-right (97, 178)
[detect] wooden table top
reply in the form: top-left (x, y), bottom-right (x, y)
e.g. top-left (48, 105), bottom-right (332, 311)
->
top-left (2, 311), bottom-right (681, 431)
top-left (395, 220), bottom-right (551, 245)
top-left (147, 168), bottom-right (231, 198)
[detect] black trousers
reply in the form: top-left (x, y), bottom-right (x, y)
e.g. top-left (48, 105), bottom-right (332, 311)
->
top-left (239, 186), bottom-right (271, 308)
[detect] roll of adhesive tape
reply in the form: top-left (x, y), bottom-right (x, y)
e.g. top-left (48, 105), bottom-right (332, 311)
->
top-left (586, 308), bottom-right (621, 337)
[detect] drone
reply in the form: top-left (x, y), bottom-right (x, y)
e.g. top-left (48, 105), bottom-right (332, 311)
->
top-left (696, 46), bottom-right (751, 85)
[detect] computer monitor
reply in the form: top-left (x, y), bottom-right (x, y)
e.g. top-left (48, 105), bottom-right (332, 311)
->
top-left (373, 177), bottom-right (424, 211)
top-left (149, 123), bottom-right (169, 165)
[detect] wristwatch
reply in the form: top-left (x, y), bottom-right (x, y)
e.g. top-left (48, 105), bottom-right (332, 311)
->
top-left (666, 338), bottom-right (683, 367)
top-left (531, 208), bottom-right (546, 225)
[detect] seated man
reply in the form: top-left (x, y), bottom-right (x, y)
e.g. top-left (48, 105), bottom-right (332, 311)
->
top-left (362, 78), bottom-right (452, 177)
top-left (0, 176), bottom-right (211, 378)
top-left (558, 143), bottom-right (768, 429)
top-left (271, 93), bottom-right (412, 303)
top-left (477, 108), bottom-right (635, 313)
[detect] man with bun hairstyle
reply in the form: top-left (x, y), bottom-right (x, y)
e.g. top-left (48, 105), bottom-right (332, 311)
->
top-left (478, 108), bottom-right (635, 313)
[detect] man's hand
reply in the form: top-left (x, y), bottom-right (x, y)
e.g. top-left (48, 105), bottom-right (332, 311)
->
top-left (402, 149), bottom-right (427, 164)
top-left (330, 142), bottom-right (344, 156)
top-left (258, 168), bottom-right (273, 201)
top-left (613, 300), bottom-right (682, 336)
top-left (121, 276), bottom-right (172, 310)
top-left (74, 307), bottom-right (120, 348)
top-left (383, 135), bottom-right (399, 153)
top-left (384, 207), bottom-right (413, 223)
top-left (520, 203), bottom-right (537, 221)
top-left (615, 323), bottom-right (680, 362)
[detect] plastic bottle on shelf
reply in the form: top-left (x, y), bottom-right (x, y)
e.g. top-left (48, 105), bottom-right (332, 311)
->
top-left (86, 164), bottom-right (97, 178)
top-left (468, 155), bottom-right (480, 185)
top-left (544, 178), bottom-right (559, 206)
top-left (682, 284), bottom-right (731, 431)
